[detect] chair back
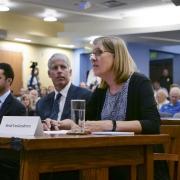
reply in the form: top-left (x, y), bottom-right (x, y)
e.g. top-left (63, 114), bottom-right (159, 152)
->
top-left (173, 113), bottom-right (180, 118)
top-left (160, 124), bottom-right (180, 180)
top-left (160, 125), bottom-right (180, 155)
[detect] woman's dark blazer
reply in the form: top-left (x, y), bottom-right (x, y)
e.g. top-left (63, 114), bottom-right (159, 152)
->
top-left (86, 72), bottom-right (169, 180)
top-left (86, 72), bottom-right (160, 134)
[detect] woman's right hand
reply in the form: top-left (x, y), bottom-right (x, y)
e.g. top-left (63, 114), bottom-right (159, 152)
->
top-left (42, 119), bottom-right (80, 131)
top-left (58, 119), bottom-right (80, 130)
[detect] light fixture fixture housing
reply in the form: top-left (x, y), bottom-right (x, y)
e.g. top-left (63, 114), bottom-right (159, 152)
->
top-left (43, 16), bottom-right (58, 22)
top-left (14, 38), bottom-right (32, 43)
top-left (0, 5), bottom-right (10, 12)
top-left (58, 44), bottom-right (75, 49)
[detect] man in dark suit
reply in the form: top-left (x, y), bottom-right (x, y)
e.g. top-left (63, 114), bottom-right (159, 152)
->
top-left (37, 84), bottom-right (91, 120)
top-left (36, 53), bottom-right (91, 180)
top-left (0, 63), bottom-right (26, 122)
top-left (0, 63), bottom-right (26, 180)
top-left (36, 53), bottom-right (91, 130)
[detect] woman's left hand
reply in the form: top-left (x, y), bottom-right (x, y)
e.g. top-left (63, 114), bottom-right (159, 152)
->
top-left (85, 120), bottom-right (113, 132)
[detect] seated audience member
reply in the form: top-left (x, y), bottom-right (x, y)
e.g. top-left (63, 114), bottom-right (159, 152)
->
top-left (155, 88), bottom-right (169, 110)
top-left (152, 81), bottom-right (161, 94)
top-left (36, 53), bottom-right (92, 130)
top-left (0, 63), bottom-right (26, 180)
top-left (54, 37), bottom-right (169, 180)
top-left (29, 89), bottom-right (40, 111)
top-left (21, 93), bottom-right (36, 116)
top-left (160, 87), bottom-right (180, 117)
top-left (40, 86), bottom-right (48, 97)
top-left (16, 87), bottom-right (28, 101)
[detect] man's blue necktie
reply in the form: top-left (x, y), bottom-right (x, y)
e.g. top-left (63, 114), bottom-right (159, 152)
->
top-left (50, 93), bottom-right (61, 120)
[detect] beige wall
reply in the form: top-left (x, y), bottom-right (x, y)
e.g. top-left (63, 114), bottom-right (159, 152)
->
top-left (0, 41), bottom-right (74, 88)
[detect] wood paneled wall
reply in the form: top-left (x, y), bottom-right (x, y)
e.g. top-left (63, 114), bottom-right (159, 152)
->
top-left (0, 49), bottom-right (23, 96)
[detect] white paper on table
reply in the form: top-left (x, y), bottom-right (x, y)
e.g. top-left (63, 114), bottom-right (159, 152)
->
top-left (44, 130), bottom-right (69, 135)
top-left (92, 131), bottom-right (134, 136)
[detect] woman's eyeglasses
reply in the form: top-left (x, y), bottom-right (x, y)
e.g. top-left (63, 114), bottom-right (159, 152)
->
top-left (91, 49), bottom-right (109, 57)
top-left (90, 49), bottom-right (112, 60)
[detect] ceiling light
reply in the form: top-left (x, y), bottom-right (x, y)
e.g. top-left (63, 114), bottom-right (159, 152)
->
top-left (14, 38), bottom-right (32, 43)
top-left (58, 44), bottom-right (75, 49)
top-left (0, 5), bottom-right (10, 12)
top-left (43, 16), bottom-right (57, 22)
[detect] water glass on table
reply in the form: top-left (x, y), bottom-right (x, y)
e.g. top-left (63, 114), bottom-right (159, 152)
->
top-left (71, 99), bottom-right (86, 133)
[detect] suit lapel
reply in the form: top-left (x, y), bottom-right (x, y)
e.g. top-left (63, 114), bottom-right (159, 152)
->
top-left (61, 84), bottom-right (76, 119)
top-left (45, 92), bottom-right (55, 116)
top-left (0, 93), bottom-right (13, 117)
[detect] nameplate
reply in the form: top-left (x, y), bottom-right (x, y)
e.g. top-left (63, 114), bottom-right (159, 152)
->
top-left (0, 116), bottom-right (44, 137)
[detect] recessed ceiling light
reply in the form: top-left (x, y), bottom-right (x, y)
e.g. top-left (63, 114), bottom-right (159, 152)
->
top-left (58, 44), bottom-right (75, 49)
top-left (14, 38), bottom-right (32, 43)
top-left (0, 5), bottom-right (10, 12)
top-left (43, 16), bottom-right (57, 22)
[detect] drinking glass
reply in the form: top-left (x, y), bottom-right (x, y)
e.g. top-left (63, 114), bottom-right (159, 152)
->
top-left (71, 100), bottom-right (86, 132)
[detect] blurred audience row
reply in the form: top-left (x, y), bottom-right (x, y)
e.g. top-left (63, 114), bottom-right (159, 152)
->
top-left (16, 85), bottom-right (54, 116)
top-left (17, 79), bottom-right (99, 117)
top-left (17, 80), bottom-right (180, 119)
top-left (153, 81), bottom-right (180, 118)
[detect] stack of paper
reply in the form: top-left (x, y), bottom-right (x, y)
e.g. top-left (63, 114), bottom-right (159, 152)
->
top-left (91, 131), bottom-right (134, 135)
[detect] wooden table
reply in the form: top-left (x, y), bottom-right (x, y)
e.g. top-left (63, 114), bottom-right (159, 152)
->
top-left (0, 134), bottom-right (169, 180)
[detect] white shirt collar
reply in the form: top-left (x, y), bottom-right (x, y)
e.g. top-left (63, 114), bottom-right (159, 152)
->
top-left (0, 90), bottom-right (11, 104)
top-left (54, 81), bottom-right (71, 99)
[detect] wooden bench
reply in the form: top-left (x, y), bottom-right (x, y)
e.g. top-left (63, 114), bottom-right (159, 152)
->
top-left (154, 124), bottom-right (180, 180)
